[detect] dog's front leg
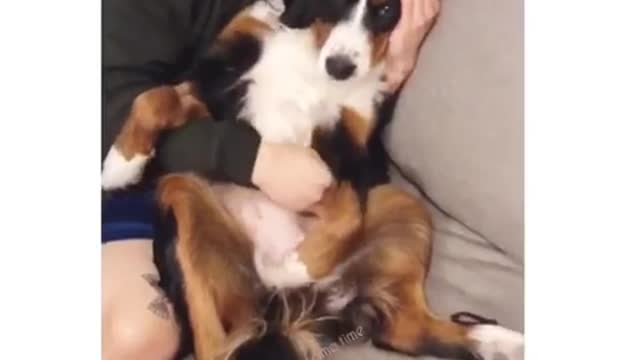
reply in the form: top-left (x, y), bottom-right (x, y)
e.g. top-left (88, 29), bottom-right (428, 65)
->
top-left (102, 83), bottom-right (209, 190)
top-left (297, 183), bottom-right (364, 280)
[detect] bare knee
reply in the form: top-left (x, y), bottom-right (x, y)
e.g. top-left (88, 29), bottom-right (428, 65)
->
top-left (104, 309), bottom-right (180, 360)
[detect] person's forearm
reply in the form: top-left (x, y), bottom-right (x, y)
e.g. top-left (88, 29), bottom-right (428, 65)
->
top-left (155, 119), bottom-right (261, 186)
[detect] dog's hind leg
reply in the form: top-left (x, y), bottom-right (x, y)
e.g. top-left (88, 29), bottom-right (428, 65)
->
top-left (369, 280), bottom-right (482, 360)
top-left (348, 185), bottom-right (523, 360)
top-left (102, 84), bottom-right (209, 190)
top-left (365, 278), bottom-right (523, 360)
top-left (157, 174), bottom-right (260, 360)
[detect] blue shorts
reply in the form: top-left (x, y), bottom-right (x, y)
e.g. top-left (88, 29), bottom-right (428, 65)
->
top-left (102, 190), bottom-right (158, 243)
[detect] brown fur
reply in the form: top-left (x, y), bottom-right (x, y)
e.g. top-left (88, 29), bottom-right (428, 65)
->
top-left (218, 10), bottom-right (274, 43)
top-left (312, 20), bottom-right (333, 49)
top-left (114, 84), bottom-right (209, 159)
top-left (341, 106), bottom-right (375, 148)
top-left (298, 183), bottom-right (363, 279)
top-left (371, 33), bottom-right (391, 67)
top-left (338, 185), bottom-right (474, 357)
top-left (299, 105), bottom-right (375, 280)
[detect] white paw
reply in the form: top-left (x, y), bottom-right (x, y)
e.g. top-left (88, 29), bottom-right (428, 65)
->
top-left (248, 1), bottom-right (283, 28)
top-left (325, 286), bottom-right (357, 313)
top-left (101, 146), bottom-right (151, 190)
top-left (468, 325), bottom-right (524, 360)
top-left (255, 251), bottom-right (311, 289)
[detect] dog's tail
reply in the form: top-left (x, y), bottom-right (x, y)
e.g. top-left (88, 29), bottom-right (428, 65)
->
top-left (228, 286), bottom-right (340, 360)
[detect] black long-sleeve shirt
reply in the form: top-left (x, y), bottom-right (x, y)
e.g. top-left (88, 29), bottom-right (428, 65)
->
top-left (102, 0), bottom-right (260, 185)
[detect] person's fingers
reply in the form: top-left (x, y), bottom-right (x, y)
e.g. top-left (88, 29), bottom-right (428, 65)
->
top-left (309, 148), bottom-right (324, 162)
top-left (304, 201), bottom-right (325, 218)
top-left (432, 1), bottom-right (441, 19)
top-left (413, 0), bottom-right (425, 28)
top-left (401, 0), bottom-right (415, 27)
top-left (308, 150), bottom-right (333, 184)
top-left (389, 0), bottom-right (418, 63)
top-left (390, 0), bottom-right (412, 47)
top-left (424, 0), bottom-right (441, 30)
top-left (317, 165), bottom-right (333, 189)
top-left (297, 186), bottom-right (321, 211)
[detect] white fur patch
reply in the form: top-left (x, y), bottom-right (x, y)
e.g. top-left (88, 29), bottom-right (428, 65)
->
top-left (468, 325), bottom-right (525, 360)
top-left (325, 286), bottom-right (357, 313)
top-left (254, 250), bottom-right (312, 289)
top-left (101, 146), bottom-right (151, 190)
top-left (242, 29), bottom-right (337, 145)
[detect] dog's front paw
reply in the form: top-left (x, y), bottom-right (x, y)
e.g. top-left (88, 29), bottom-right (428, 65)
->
top-left (468, 325), bottom-right (524, 360)
top-left (101, 146), bottom-right (152, 190)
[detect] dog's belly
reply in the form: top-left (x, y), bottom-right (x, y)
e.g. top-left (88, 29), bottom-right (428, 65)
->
top-left (210, 183), bottom-right (314, 288)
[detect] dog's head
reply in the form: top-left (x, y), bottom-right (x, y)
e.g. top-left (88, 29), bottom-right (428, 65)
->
top-left (281, 0), bottom-right (401, 81)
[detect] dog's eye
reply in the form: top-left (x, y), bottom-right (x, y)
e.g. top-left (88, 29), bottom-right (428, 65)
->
top-left (376, 5), bottom-right (390, 17)
top-left (366, 1), bottom-right (400, 33)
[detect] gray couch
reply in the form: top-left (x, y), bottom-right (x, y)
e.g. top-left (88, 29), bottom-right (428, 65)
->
top-left (332, 0), bottom-right (524, 359)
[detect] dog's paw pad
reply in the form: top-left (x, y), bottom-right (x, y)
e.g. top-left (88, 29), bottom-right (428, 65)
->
top-left (102, 146), bottom-right (151, 190)
top-left (468, 325), bottom-right (524, 360)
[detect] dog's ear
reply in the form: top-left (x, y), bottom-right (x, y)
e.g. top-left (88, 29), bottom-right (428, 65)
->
top-left (280, 0), bottom-right (318, 28)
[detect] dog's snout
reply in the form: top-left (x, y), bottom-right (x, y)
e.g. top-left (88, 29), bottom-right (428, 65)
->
top-left (325, 55), bottom-right (356, 80)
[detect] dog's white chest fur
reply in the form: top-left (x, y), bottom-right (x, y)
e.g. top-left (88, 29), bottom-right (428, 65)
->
top-left (241, 27), bottom-right (384, 147)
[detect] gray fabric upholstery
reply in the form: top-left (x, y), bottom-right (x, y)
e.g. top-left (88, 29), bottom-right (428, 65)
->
top-left (387, 0), bottom-right (524, 262)
top-left (331, 0), bottom-right (524, 358)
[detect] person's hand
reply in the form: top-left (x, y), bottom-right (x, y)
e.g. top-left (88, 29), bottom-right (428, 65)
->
top-left (385, 0), bottom-right (441, 92)
top-left (251, 141), bottom-right (333, 211)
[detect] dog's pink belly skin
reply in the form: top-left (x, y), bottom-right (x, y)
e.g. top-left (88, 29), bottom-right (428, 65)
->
top-left (210, 184), bottom-right (305, 265)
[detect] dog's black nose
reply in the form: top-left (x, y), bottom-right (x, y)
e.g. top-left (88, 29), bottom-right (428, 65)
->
top-left (326, 55), bottom-right (356, 80)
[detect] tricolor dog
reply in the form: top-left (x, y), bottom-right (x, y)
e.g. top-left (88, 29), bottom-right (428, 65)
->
top-left (102, 0), bottom-right (524, 359)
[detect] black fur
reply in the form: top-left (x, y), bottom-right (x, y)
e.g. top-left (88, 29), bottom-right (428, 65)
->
top-left (152, 206), bottom-right (194, 359)
top-left (234, 333), bottom-right (300, 360)
top-left (312, 120), bottom-right (389, 207)
top-left (364, 0), bottom-right (402, 34)
top-left (190, 34), bottom-right (263, 122)
top-left (280, 0), bottom-right (322, 28)
top-left (281, 0), bottom-right (401, 34)
top-left (233, 286), bottom-right (343, 360)
top-left (311, 94), bottom-right (397, 207)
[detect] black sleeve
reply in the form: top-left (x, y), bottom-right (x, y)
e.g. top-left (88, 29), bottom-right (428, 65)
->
top-left (102, 0), bottom-right (260, 186)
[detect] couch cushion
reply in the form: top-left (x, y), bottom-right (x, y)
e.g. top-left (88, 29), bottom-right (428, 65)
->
top-left (386, 0), bottom-right (524, 262)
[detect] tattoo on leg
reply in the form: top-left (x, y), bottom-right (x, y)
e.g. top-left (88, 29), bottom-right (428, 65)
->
top-left (142, 273), bottom-right (171, 320)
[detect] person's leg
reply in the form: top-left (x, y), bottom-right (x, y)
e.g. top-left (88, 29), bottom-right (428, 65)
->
top-left (102, 239), bottom-right (180, 360)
